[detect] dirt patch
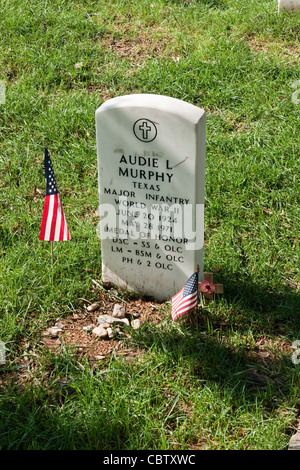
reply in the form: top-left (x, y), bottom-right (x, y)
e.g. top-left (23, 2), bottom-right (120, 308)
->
top-left (247, 35), bottom-right (300, 65)
top-left (0, 286), bottom-right (169, 389)
top-left (100, 24), bottom-right (178, 64)
top-left (41, 287), bottom-right (168, 361)
top-left (103, 35), bottom-right (162, 60)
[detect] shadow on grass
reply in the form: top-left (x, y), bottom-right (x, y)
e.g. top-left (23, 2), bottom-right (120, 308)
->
top-left (0, 270), bottom-right (298, 450)
top-left (0, 226), bottom-right (15, 249)
top-left (218, 269), bottom-right (300, 335)
top-left (132, 269), bottom-right (300, 404)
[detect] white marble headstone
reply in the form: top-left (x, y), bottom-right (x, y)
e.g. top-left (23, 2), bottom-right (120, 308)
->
top-left (278, 0), bottom-right (300, 10)
top-left (96, 94), bottom-right (206, 301)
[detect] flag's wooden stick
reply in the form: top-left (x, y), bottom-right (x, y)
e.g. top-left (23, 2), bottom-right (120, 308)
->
top-left (51, 241), bottom-right (54, 265)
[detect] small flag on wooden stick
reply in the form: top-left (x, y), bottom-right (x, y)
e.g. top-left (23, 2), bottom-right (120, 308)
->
top-left (171, 271), bottom-right (199, 321)
top-left (39, 148), bottom-right (70, 261)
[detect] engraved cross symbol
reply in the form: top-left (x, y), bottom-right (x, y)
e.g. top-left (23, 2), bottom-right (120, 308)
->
top-left (139, 121), bottom-right (152, 140)
top-left (133, 118), bottom-right (157, 142)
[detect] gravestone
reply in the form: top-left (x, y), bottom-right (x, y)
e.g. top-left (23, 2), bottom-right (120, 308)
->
top-left (96, 94), bottom-right (206, 301)
top-left (278, 0), bottom-right (300, 10)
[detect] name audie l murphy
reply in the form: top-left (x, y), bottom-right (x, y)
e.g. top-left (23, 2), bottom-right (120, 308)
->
top-left (104, 154), bottom-right (190, 204)
top-left (118, 154), bottom-right (174, 183)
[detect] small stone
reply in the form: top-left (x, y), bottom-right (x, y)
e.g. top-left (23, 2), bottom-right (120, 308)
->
top-left (97, 314), bottom-right (113, 324)
top-left (112, 303), bottom-right (126, 319)
top-left (132, 319), bottom-right (142, 329)
top-left (132, 312), bottom-right (140, 319)
top-left (48, 327), bottom-right (63, 338)
top-left (97, 314), bottom-right (130, 326)
top-left (107, 327), bottom-right (115, 339)
top-left (87, 303), bottom-right (99, 312)
top-left (92, 326), bottom-right (108, 338)
top-left (121, 318), bottom-right (130, 326)
top-left (83, 324), bottom-right (94, 332)
top-left (54, 322), bottom-right (66, 329)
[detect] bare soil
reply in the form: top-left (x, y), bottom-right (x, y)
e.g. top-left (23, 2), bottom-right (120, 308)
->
top-left (41, 287), bottom-right (168, 361)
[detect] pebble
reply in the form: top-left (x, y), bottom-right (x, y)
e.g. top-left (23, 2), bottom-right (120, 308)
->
top-left (87, 303), bottom-right (99, 312)
top-left (47, 327), bottom-right (63, 338)
top-left (54, 322), bottom-right (66, 329)
top-left (107, 327), bottom-right (115, 339)
top-left (97, 314), bottom-right (130, 326)
top-left (112, 303), bottom-right (126, 319)
top-left (132, 319), bottom-right (142, 329)
top-left (83, 324), bottom-right (94, 332)
top-left (92, 326), bottom-right (108, 338)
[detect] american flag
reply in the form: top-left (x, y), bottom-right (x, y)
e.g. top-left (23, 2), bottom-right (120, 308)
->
top-left (171, 272), bottom-right (198, 321)
top-left (39, 148), bottom-right (70, 241)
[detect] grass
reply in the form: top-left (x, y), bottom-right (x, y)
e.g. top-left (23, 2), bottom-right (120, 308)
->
top-left (0, 0), bottom-right (299, 450)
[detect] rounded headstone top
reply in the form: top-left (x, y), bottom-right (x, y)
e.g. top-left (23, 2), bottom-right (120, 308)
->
top-left (96, 94), bottom-right (205, 125)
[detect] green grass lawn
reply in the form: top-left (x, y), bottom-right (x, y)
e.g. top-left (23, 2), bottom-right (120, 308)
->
top-left (0, 0), bottom-right (299, 450)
